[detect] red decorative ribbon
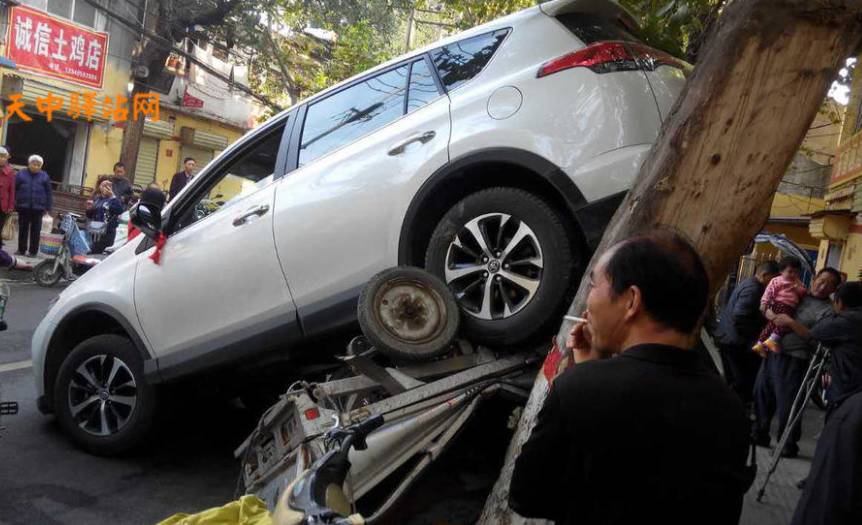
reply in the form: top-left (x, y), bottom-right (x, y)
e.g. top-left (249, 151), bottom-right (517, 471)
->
top-left (149, 232), bottom-right (167, 265)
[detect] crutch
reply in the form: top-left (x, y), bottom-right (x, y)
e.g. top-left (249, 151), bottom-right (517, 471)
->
top-left (756, 343), bottom-right (830, 502)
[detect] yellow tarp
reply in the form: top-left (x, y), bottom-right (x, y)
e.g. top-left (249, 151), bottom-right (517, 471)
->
top-left (158, 495), bottom-right (272, 525)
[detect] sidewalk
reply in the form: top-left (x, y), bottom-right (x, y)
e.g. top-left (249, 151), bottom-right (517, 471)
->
top-left (740, 404), bottom-right (825, 525)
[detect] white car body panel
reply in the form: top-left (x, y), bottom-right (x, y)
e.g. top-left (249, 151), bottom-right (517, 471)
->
top-left (134, 181), bottom-right (295, 360)
top-left (31, 1), bottom-right (687, 403)
top-left (273, 96), bottom-right (451, 314)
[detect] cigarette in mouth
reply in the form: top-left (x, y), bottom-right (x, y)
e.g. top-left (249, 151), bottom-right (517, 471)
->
top-left (564, 315), bottom-right (586, 323)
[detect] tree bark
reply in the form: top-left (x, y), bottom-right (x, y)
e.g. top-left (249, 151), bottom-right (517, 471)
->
top-left (479, 1), bottom-right (862, 523)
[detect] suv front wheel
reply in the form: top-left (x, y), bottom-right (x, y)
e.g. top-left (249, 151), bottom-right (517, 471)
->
top-left (54, 334), bottom-right (156, 456)
top-left (425, 187), bottom-right (576, 346)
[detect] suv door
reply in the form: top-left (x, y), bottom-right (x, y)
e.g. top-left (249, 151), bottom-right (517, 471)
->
top-left (273, 57), bottom-right (451, 333)
top-left (134, 118), bottom-right (299, 378)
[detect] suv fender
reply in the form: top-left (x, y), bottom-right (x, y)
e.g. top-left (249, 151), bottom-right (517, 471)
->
top-left (398, 147), bottom-right (589, 266)
top-left (40, 304), bottom-right (156, 414)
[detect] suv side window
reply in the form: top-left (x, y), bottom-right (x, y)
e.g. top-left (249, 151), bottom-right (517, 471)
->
top-left (174, 122), bottom-right (285, 232)
top-left (407, 59), bottom-right (441, 112)
top-left (430, 29), bottom-right (509, 91)
top-left (300, 64), bottom-right (409, 165)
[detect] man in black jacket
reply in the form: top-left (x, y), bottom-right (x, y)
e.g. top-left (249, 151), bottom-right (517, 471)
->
top-left (509, 231), bottom-right (751, 525)
top-left (716, 260), bottom-right (779, 402)
top-left (169, 157), bottom-right (196, 202)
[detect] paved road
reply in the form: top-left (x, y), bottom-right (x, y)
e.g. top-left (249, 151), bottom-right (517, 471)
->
top-left (0, 283), bottom-right (510, 525)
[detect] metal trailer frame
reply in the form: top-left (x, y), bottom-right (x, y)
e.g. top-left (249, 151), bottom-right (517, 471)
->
top-left (235, 338), bottom-right (541, 521)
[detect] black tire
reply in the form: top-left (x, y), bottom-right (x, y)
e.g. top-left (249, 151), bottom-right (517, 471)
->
top-left (53, 334), bottom-right (156, 456)
top-left (425, 188), bottom-right (576, 346)
top-left (358, 267), bottom-right (460, 362)
top-left (34, 259), bottom-right (62, 287)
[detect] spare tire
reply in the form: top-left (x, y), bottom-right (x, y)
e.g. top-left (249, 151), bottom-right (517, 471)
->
top-left (358, 267), bottom-right (459, 362)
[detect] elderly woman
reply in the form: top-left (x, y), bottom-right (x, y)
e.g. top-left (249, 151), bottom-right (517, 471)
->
top-left (86, 179), bottom-right (124, 254)
top-left (14, 154), bottom-right (52, 257)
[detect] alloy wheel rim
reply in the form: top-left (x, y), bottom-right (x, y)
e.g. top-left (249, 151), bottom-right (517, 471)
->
top-left (68, 355), bottom-right (137, 437)
top-left (444, 213), bottom-right (543, 320)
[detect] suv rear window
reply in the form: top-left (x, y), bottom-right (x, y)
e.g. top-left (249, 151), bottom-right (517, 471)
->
top-left (430, 29), bottom-right (509, 91)
top-left (556, 13), bottom-right (639, 44)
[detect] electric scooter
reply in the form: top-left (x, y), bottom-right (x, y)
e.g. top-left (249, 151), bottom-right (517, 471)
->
top-left (33, 213), bottom-right (105, 287)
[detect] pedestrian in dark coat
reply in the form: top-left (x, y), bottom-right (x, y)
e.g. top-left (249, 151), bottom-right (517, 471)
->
top-left (109, 162), bottom-right (133, 207)
top-left (168, 157), bottom-right (196, 202)
top-left (790, 389), bottom-right (862, 525)
top-left (14, 155), bottom-right (52, 257)
top-left (509, 232), bottom-right (752, 525)
top-left (0, 146), bottom-right (15, 250)
top-left (715, 260), bottom-right (779, 402)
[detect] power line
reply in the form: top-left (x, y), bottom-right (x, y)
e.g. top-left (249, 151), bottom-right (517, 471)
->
top-left (83, 0), bottom-right (282, 110)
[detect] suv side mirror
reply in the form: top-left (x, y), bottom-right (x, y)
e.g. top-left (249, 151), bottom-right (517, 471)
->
top-left (130, 202), bottom-right (162, 239)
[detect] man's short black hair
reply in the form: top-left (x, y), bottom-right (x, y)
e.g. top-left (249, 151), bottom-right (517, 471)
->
top-left (183, 157), bottom-right (195, 164)
top-left (779, 255), bottom-right (802, 271)
top-left (836, 281), bottom-right (862, 309)
top-left (604, 231), bottom-right (709, 334)
top-left (757, 260), bottom-right (780, 276)
top-left (113, 162), bottom-right (125, 170)
top-left (817, 266), bottom-right (841, 285)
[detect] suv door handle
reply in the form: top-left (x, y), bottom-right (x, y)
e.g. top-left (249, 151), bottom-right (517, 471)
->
top-left (233, 204), bottom-right (270, 227)
top-left (387, 131), bottom-right (436, 156)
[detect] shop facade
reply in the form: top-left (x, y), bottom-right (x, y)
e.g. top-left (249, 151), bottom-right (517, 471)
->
top-left (0, 1), bottom-right (258, 200)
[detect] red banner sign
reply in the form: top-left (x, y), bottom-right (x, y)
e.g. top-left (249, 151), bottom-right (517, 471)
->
top-left (5, 5), bottom-right (108, 89)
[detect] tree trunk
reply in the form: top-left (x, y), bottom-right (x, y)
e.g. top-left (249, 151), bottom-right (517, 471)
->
top-left (479, 1), bottom-right (862, 523)
top-left (119, 82), bottom-right (148, 184)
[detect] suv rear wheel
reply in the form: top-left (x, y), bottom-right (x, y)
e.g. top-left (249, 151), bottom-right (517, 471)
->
top-left (425, 188), bottom-right (576, 346)
top-left (54, 334), bottom-right (156, 456)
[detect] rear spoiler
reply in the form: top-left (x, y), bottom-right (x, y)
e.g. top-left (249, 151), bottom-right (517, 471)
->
top-left (539, 0), bottom-right (640, 35)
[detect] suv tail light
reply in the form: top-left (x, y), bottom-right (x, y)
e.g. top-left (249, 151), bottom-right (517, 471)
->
top-left (537, 41), bottom-right (686, 78)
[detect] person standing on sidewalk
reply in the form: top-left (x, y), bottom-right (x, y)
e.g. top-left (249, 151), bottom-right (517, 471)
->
top-left (0, 147), bottom-right (14, 250)
top-left (509, 231), bottom-right (751, 525)
top-left (169, 157), bottom-right (196, 202)
top-left (14, 155), bottom-right (52, 257)
top-left (753, 267), bottom-right (841, 457)
top-left (715, 260), bottom-right (779, 403)
top-left (109, 162), bottom-right (133, 208)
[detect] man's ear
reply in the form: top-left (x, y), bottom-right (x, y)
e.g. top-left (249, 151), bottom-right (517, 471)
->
top-left (623, 285), bottom-right (642, 321)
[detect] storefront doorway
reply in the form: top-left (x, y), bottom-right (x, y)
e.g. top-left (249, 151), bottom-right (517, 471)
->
top-left (5, 113), bottom-right (77, 184)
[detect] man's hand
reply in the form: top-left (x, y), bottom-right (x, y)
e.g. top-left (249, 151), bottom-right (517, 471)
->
top-left (566, 316), bottom-right (600, 364)
top-left (772, 313), bottom-right (795, 328)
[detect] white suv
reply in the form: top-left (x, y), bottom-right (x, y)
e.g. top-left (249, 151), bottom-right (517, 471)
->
top-left (32, 0), bottom-right (685, 453)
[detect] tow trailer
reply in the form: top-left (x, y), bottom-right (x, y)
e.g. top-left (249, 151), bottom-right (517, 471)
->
top-left (235, 268), bottom-right (543, 521)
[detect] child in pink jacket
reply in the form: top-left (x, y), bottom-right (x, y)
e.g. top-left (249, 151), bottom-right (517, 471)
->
top-left (753, 256), bottom-right (806, 355)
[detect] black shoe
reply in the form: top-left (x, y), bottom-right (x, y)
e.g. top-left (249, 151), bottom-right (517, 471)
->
top-left (13, 251), bottom-right (24, 256)
top-left (26, 252), bottom-right (38, 258)
top-left (796, 477), bottom-right (807, 489)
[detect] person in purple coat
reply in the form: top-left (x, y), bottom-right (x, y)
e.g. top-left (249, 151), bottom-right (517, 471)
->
top-left (14, 155), bottom-right (52, 257)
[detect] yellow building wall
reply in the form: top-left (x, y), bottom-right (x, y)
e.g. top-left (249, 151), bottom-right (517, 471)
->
top-left (152, 108), bottom-right (245, 191)
top-left (770, 193), bottom-right (826, 218)
top-left (84, 125), bottom-right (125, 187)
top-left (839, 231), bottom-right (862, 280)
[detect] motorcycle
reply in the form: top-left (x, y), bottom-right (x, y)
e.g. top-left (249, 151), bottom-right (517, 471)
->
top-left (33, 213), bottom-right (106, 287)
top-left (272, 415), bottom-right (384, 525)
